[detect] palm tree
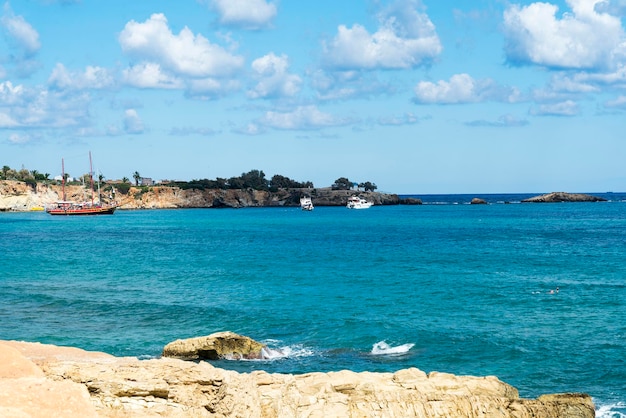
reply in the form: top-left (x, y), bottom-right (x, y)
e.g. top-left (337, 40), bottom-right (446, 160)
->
top-left (2, 165), bottom-right (11, 179)
top-left (122, 176), bottom-right (129, 184)
top-left (133, 171), bottom-right (141, 186)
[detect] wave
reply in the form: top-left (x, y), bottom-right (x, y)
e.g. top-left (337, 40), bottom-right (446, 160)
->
top-left (596, 401), bottom-right (626, 418)
top-left (221, 340), bottom-right (315, 361)
top-left (371, 341), bottom-right (414, 356)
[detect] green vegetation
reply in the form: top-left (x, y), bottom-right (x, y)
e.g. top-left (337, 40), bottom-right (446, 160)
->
top-left (171, 169), bottom-right (314, 191)
top-left (1, 165), bottom-right (50, 182)
top-left (332, 177), bottom-right (377, 192)
top-left (1, 164), bottom-right (377, 193)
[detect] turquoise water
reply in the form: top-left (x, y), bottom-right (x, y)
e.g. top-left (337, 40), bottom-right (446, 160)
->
top-left (1, 195), bottom-right (625, 416)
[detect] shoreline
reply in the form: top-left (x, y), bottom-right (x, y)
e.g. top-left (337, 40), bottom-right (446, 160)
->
top-left (0, 339), bottom-right (595, 417)
top-left (0, 180), bottom-right (620, 212)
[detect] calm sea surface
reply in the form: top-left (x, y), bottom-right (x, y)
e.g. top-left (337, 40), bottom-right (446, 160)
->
top-left (2, 193), bottom-right (625, 417)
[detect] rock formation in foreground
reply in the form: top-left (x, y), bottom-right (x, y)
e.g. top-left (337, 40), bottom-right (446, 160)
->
top-left (162, 331), bottom-right (266, 360)
top-left (521, 192), bottom-right (606, 203)
top-left (0, 340), bottom-right (595, 418)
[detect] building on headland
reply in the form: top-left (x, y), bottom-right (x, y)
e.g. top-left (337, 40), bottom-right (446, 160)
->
top-left (140, 177), bottom-right (154, 186)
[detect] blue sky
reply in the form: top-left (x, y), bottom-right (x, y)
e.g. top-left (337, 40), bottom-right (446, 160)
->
top-left (1, 0), bottom-right (626, 194)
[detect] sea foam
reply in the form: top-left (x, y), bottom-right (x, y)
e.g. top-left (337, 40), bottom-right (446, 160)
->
top-left (371, 341), bottom-right (414, 355)
top-left (595, 402), bottom-right (626, 418)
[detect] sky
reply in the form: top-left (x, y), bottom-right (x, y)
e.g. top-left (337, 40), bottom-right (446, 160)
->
top-left (1, 0), bottom-right (626, 194)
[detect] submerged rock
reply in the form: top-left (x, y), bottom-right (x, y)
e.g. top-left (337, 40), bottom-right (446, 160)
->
top-left (1, 340), bottom-right (595, 418)
top-left (522, 192), bottom-right (606, 203)
top-left (162, 331), bottom-right (265, 360)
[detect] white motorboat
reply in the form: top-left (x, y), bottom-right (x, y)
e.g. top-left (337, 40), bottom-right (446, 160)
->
top-left (346, 196), bottom-right (372, 209)
top-left (300, 197), bottom-right (314, 211)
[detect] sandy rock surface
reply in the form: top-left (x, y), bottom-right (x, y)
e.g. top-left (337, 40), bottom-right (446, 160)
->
top-left (0, 340), bottom-right (595, 418)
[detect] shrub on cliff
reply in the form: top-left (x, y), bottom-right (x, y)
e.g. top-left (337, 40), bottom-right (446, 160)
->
top-left (116, 183), bottom-right (131, 194)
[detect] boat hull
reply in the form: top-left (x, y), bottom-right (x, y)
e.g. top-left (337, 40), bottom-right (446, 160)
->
top-left (47, 206), bottom-right (116, 216)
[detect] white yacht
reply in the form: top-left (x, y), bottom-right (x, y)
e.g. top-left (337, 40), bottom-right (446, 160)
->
top-left (346, 196), bottom-right (372, 209)
top-left (300, 197), bottom-right (314, 211)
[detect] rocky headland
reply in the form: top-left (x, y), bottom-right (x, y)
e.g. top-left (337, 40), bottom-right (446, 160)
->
top-left (0, 334), bottom-right (595, 418)
top-left (0, 180), bottom-right (400, 211)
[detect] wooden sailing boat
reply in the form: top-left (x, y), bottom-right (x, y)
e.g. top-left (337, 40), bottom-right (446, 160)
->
top-left (47, 152), bottom-right (117, 215)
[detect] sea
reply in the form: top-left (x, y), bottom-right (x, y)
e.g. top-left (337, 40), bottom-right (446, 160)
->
top-left (1, 192), bottom-right (625, 417)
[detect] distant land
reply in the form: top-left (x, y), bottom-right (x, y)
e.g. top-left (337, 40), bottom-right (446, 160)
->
top-left (0, 179), bottom-right (612, 212)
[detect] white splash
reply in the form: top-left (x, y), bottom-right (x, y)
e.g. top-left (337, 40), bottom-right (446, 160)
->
top-left (595, 402), bottom-right (626, 418)
top-left (371, 341), bottom-right (414, 355)
top-left (257, 342), bottom-right (314, 360)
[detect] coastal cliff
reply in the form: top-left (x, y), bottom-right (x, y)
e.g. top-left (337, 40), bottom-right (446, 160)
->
top-left (0, 340), bottom-right (595, 418)
top-left (0, 180), bottom-right (399, 211)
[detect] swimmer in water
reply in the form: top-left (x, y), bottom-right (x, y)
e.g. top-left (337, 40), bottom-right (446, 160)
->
top-left (549, 287), bottom-right (560, 294)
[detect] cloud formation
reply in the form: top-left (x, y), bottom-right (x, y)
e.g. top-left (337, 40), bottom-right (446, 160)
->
top-left (48, 63), bottom-right (116, 90)
top-left (413, 74), bottom-right (520, 104)
top-left (248, 53), bottom-right (302, 99)
top-left (209, 0), bottom-right (277, 30)
top-left (1, 3), bottom-right (40, 56)
top-left (123, 109), bottom-right (144, 134)
top-left (530, 100), bottom-right (580, 116)
top-left (322, 0), bottom-right (441, 70)
top-left (119, 13), bottom-right (244, 79)
top-left (503, 0), bottom-right (626, 70)
top-left (258, 105), bottom-right (354, 130)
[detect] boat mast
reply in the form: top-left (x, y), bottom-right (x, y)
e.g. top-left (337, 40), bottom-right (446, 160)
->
top-left (89, 151), bottom-right (95, 205)
top-left (61, 158), bottom-right (66, 201)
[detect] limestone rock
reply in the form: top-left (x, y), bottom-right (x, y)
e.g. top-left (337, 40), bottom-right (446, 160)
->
top-left (162, 331), bottom-right (266, 360)
top-left (470, 197), bottom-right (487, 204)
top-left (522, 192), bottom-right (606, 203)
top-left (0, 340), bottom-right (595, 418)
top-left (0, 342), bottom-right (100, 418)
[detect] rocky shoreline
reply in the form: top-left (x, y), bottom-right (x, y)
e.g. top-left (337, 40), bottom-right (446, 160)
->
top-left (0, 180), bottom-right (609, 211)
top-left (0, 180), bottom-right (401, 211)
top-left (0, 336), bottom-right (595, 418)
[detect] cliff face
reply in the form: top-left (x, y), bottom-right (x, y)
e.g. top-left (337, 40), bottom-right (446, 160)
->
top-left (0, 180), bottom-right (399, 211)
top-left (0, 341), bottom-right (595, 418)
top-left (116, 186), bottom-right (399, 209)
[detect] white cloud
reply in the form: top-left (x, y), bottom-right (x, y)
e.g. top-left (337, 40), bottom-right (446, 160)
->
top-left (413, 74), bottom-right (520, 104)
top-left (1, 3), bottom-right (40, 56)
top-left (0, 80), bottom-right (91, 128)
top-left (503, 0), bottom-right (626, 70)
top-left (377, 112), bottom-right (421, 126)
top-left (466, 114), bottom-right (530, 127)
top-left (0, 80), bottom-right (24, 104)
top-left (185, 78), bottom-right (240, 99)
top-left (123, 109), bottom-right (144, 134)
top-left (604, 95), bottom-right (626, 108)
top-left (234, 122), bottom-right (267, 135)
top-left (119, 13), bottom-right (244, 79)
top-left (210, 0), bottom-right (277, 30)
top-left (248, 53), bottom-right (302, 99)
top-left (310, 69), bottom-right (393, 101)
top-left (0, 112), bottom-right (18, 128)
top-left (259, 105), bottom-right (353, 130)
top-left (7, 132), bottom-right (30, 143)
top-left (530, 100), bottom-right (580, 116)
top-left (48, 63), bottom-right (116, 90)
top-left (322, 0), bottom-right (441, 70)
top-left (595, 0), bottom-right (626, 15)
top-left (122, 63), bottom-right (183, 89)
